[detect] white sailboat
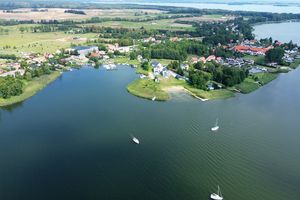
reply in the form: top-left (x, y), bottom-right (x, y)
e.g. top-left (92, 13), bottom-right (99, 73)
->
top-left (211, 118), bottom-right (219, 131)
top-left (210, 185), bottom-right (223, 200)
top-left (132, 137), bottom-right (140, 144)
top-left (152, 96), bottom-right (156, 101)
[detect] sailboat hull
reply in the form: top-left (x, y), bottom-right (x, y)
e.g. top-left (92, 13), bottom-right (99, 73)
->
top-left (210, 193), bottom-right (223, 200)
top-left (211, 126), bottom-right (219, 131)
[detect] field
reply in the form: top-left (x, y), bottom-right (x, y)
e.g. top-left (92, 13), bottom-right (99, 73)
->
top-left (0, 71), bottom-right (61, 107)
top-left (176, 15), bottom-right (234, 22)
top-left (0, 8), bottom-right (165, 21)
top-left (253, 73), bottom-right (278, 85)
top-left (85, 19), bottom-right (194, 31)
top-left (0, 25), bottom-right (98, 55)
top-left (234, 78), bottom-right (260, 94)
top-left (127, 79), bottom-right (169, 101)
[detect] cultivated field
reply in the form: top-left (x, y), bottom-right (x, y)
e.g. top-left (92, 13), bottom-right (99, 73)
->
top-left (87, 19), bottom-right (194, 31)
top-left (0, 8), bottom-right (165, 21)
top-left (176, 15), bottom-right (235, 22)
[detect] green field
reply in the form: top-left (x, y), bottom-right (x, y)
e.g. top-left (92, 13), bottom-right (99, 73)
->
top-left (85, 19), bottom-right (194, 31)
top-left (0, 25), bottom-right (97, 55)
top-left (0, 71), bottom-right (61, 107)
top-left (234, 78), bottom-right (260, 94)
top-left (252, 73), bottom-right (278, 85)
top-left (127, 79), bottom-right (169, 101)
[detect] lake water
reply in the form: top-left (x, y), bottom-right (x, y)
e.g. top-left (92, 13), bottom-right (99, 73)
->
top-left (1, 65), bottom-right (300, 200)
top-left (134, 2), bottom-right (300, 14)
top-left (254, 22), bottom-right (300, 44)
top-left (1, 23), bottom-right (300, 199)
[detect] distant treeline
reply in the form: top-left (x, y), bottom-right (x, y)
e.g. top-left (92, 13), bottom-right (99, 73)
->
top-left (0, 54), bottom-right (17, 60)
top-left (64, 9), bottom-right (86, 15)
top-left (169, 7), bottom-right (300, 24)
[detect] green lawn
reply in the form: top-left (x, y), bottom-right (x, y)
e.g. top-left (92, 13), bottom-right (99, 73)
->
top-left (252, 73), bottom-right (277, 85)
top-left (0, 71), bottom-right (61, 107)
top-left (127, 79), bottom-right (169, 101)
top-left (234, 78), bottom-right (260, 94)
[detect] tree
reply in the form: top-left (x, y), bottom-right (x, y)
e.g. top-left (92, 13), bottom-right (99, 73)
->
top-left (141, 61), bottom-right (150, 71)
top-left (167, 61), bottom-right (179, 70)
top-left (265, 47), bottom-right (284, 63)
top-left (194, 62), bottom-right (204, 70)
top-left (188, 70), bottom-right (210, 90)
top-left (0, 77), bottom-right (23, 99)
top-left (130, 51), bottom-right (137, 60)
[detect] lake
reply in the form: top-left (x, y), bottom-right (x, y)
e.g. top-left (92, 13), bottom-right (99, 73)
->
top-left (134, 2), bottom-right (300, 14)
top-left (1, 65), bottom-right (300, 200)
top-left (1, 25), bottom-right (300, 200)
top-left (254, 22), bottom-right (300, 44)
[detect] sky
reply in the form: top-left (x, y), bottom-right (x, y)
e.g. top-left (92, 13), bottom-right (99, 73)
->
top-left (2, 0), bottom-right (300, 4)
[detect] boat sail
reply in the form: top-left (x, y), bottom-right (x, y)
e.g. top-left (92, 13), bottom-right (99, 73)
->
top-left (210, 185), bottom-right (223, 200)
top-left (211, 118), bottom-right (219, 131)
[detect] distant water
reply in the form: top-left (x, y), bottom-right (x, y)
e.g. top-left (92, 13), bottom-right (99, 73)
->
top-left (1, 64), bottom-right (300, 200)
top-left (254, 22), bottom-right (300, 44)
top-left (135, 2), bottom-right (300, 13)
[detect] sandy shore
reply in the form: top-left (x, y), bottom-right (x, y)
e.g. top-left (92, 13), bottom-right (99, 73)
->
top-left (163, 86), bottom-right (208, 102)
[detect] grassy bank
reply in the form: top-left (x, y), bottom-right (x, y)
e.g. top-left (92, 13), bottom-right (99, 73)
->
top-left (127, 77), bottom-right (235, 101)
top-left (127, 79), bottom-right (169, 101)
top-left (289, 58), bottom-right (300, 69)
top-left (0, 71), bottom-right (61, 107)
top-left (234, 78), bottom-right (260, 94)
top-left (159, 78), bottom-right (235, 100)
top-left (233, 73), bottom-right (277, 94)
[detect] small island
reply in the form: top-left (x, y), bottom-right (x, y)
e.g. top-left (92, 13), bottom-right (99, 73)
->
top-left (1, 3), bottom-right (300, 106)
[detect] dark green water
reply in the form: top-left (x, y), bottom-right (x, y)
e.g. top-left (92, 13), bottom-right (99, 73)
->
top-left (1, 65), bottom-right (300, 200)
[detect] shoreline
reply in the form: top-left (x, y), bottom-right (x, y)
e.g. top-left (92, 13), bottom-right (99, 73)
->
top-left (0, 71), bottom-right (62, 107)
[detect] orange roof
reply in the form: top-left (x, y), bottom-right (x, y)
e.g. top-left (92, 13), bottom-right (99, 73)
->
top-left (235, 45), bottom-right (271, 53)
top-left (90, 52), bottom-right (98, 57)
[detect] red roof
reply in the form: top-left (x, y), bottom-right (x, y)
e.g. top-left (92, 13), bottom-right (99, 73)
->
top-left (235, 45), bottom-right (271, 53)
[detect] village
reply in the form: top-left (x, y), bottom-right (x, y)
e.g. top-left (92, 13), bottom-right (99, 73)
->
top-left (1, 15), bottom-right (300, 104)
top-left (1, 35), bottom-right (299, 92)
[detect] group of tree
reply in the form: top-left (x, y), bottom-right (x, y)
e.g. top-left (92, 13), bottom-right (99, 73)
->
top-left (64, 10), bottom-right (86, 15)
top-left (144, 40), bottom-right (209, 61)
top-left (0, 76), bottom-right (23, 99)
top-left (188, 61), bottom-right (248, 89)
top-left (265, 47), bottom-right (285, 63)
top-left (0, 54), bottom-right (17, 60)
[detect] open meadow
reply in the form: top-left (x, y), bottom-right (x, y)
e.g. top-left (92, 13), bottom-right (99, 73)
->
top-left (0, 8), bottom-right (165, 21)
top-left (0, 25), bottom-right (98, 55)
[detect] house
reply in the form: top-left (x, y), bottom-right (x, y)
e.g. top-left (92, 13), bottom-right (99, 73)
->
top-left (107, 44), bottom-right (119, 52)
top-left (180, 63), bottom-right (189, 71)
top-left (207, 83), bottom-right (214, 90)
top-left (249, 67), bottom-right (267, 74)
top-left (191, 57), bottom-right (199, 64)
top-left (152, 62), bottom-right (164, 76)
top-left (206, 55), bottom-right (216, 62)
top-left (137, 55), bottom-right (143, 62)
top-left (151, 61), bottom-right (163, 68)
top-left (143, 37), bottom-right (156, 43)
top-left (199, 57), bottom-right (206, 63)
top-left (118, 46), bottom-right (131, 53)
top-left (234, 45), bottom-right (273, 56)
